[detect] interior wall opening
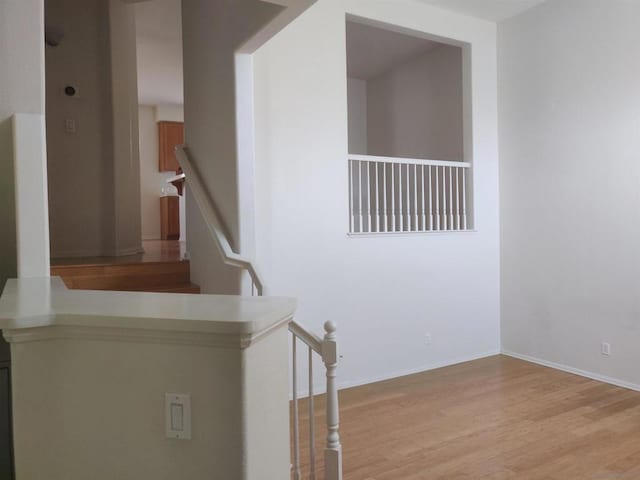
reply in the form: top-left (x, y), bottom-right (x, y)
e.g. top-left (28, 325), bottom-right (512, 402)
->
top-left (345, 19), bottom-right (472, 234)
top-left (346, 20), bottom-right (465, 161)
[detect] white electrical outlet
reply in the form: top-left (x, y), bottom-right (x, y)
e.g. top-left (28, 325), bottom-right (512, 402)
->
top-left (425, 333), bottom-right (432, 345)
top-left (601, 342), bottom-right (611, 356)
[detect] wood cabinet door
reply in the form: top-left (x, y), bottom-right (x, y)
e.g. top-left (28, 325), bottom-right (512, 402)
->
top-left (158, 121), bottom-right (184, 172)
top-left (160, 196), bottom-right (180, 240)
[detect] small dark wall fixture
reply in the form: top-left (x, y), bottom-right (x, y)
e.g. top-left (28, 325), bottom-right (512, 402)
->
top-left (45, 25), bottom-right (64, 47)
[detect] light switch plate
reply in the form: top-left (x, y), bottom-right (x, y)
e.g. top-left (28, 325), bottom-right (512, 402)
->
top-left (165, 393), bottom-right (191, 440)
top-left (65, 119), bottom-right (76, 134)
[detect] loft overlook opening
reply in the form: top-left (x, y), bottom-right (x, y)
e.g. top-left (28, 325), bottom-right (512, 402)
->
top-left (345, 19), bottom-right (472, 234)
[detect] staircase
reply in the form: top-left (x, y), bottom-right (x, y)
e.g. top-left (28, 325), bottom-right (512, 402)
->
top-left (51, 259), bottom-right (200, 294)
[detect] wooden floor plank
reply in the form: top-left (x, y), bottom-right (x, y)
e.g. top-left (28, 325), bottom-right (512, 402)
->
top-left (294, 355), bottom-right (640, 479)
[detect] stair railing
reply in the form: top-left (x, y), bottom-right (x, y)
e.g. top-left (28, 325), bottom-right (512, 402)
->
top-left (289, 320), bottom-right (342, 480)
top-left (175, 145), bottom-right (264, 295)
top-left (175, 145), bottom-right (342, 480)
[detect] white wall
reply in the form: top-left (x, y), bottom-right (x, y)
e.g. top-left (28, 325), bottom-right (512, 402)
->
top-left (346, 78), bottom-right (367, 154)
top-left (135, 0), bottom-right (183, 106)
top-left (0, 0), bottom-right (46, 288)
top-left (499, 0), bottom-right (640, 388)
top-left (254, 0), bottom-right (500, 388)
top-left (181, 0), bottom-right (283, 294)
top-left (155, 104), bottom-right (184, 123)
top-left (367, 44), bottom-right (464, 161)
top-left (139, 104), bottom-right (185, 241)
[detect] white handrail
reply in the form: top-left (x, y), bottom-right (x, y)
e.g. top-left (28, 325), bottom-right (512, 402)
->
top-left (175, 145), bottom-right (265, 296)
top-left (289, 320), bottom-right (323, 353)
top-left (349, 153), bottom-right (470, 168)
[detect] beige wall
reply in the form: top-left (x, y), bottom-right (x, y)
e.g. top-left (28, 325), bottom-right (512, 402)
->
top-left (46, 0), bottom-right (141, 258)
top-left (10, 325), bottom-right (290, 479)
top-left (46, 0), bottom-right (112, 258)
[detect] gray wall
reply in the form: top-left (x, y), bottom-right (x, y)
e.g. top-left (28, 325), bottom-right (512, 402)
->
top-left (347, 44), bottom-right (464, 161)
top-left (347, 78), bottom-right (367, 154)
top-left (499, 0), bottom-right (640, 387)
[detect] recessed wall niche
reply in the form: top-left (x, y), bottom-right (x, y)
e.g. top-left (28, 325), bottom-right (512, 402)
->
top-left (346, 20), bottom-right (465, 162)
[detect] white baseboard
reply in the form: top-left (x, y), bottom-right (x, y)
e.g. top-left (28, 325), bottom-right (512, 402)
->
top-left (292, 349), bottom-right (501, 399)
top-left (502, 350), bottom-right (640, 392)
top-left (111, 246), bottom-right (145, 257)
top-left (337, 349), bottom-right (502, 392)
top-left (51, 248), bottom-right (104, 259)
top-left (51, 246), bottom-right (144, 259)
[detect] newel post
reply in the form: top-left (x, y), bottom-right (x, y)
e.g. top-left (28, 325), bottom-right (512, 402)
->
top-left (322, 321), bottom-right (342, 480)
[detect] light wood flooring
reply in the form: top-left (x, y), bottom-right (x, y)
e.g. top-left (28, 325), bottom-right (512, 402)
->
top-left (50, 240), bottom-right (185, 266)
top-left (297, 355), bottom-right (640, 479)
top-left (50, 240), bottom-right (199, 293)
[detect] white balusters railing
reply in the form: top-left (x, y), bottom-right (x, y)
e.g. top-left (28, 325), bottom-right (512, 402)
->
top-left (175, 144), bottom-right (342, 480)
top-left (348, 154), bottom-right (471, 234)
top-left (289, 321), bottom-right (342, 480)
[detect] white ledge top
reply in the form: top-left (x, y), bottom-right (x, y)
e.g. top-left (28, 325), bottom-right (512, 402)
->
top-left (0, 277), bottom-right (297, 341)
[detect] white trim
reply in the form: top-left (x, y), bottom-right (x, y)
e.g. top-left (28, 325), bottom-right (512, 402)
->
top-left (502, 350), bottom-right (640, 392)
top-left (51, 248), bottom-right (106, 259)
top-left (3, 320), bottom-right (289, 350)
top-left (50, 246), bottom-right (145, 259)
top-left (110, 246), bottom-right (145, 257)
top-left (13, 114), bottom-right (50, 278)
top-left (348, 230), bottom-right (477, 238)
top-left (348, 154), bottom-right (470, 169)
top-left (338, 349), bottom-right (501, 391)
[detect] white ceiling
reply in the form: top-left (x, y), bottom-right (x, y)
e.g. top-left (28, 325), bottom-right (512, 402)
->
top-left (346, 21), bottom-right (442, 80)
top-left (133, 0), bottom-right (546, 103)
top-left (417, 0), bottom-right (548, 22)
top-left (135, 0), bottom-right (183, 105)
